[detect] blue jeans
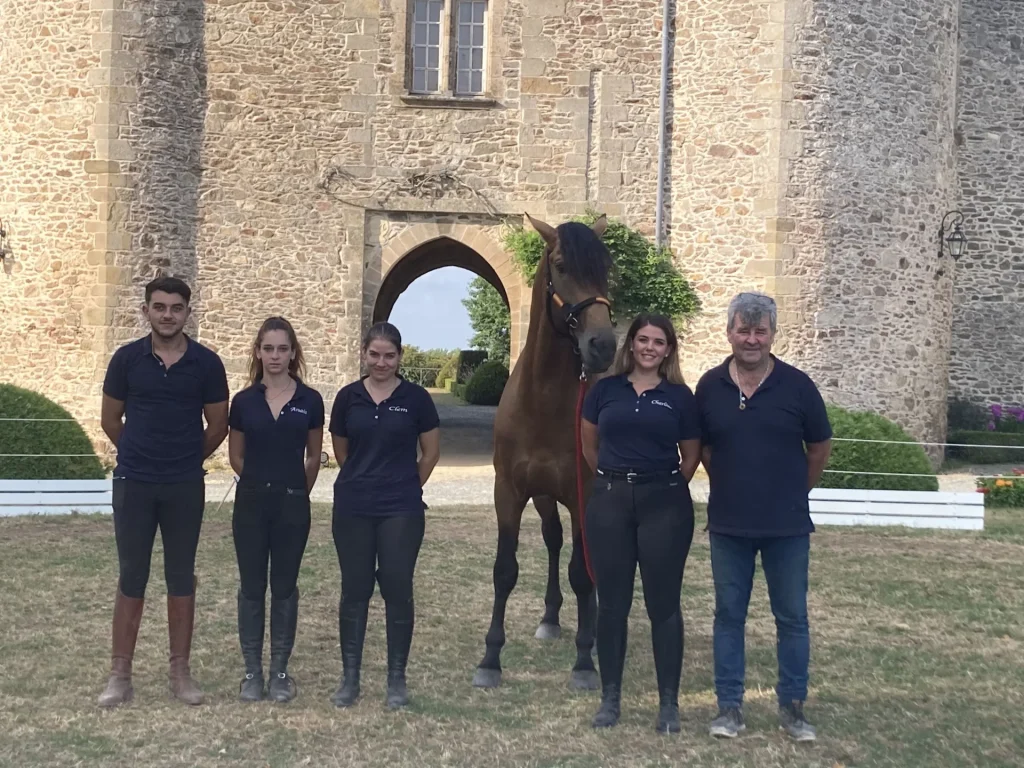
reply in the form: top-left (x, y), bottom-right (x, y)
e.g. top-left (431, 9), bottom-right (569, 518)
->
top-left (710, 533), bottom-right (810, 709)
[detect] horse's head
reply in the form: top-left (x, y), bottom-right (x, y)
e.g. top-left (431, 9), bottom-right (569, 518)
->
top-left (527, 213), bottom-right (617, 374)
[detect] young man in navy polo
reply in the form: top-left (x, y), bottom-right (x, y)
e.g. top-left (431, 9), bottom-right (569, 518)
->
top-left (695, 292), bottom-right (832, 742)
top-left (97, 276), bottom-right (229, 708)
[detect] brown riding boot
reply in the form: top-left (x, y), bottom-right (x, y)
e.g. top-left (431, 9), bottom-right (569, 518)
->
top-left (167, 576), bottom-right (204, 705)
top-left (97, 588), bottom-right (145, 707)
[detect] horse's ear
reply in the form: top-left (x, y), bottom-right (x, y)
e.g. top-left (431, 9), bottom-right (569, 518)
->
top-left (526, 213), bottom-right (557, 247)
top-left (590, 214), bottom-right (608, 238)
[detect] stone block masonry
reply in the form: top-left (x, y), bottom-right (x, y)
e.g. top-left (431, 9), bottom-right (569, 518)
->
top-left (0, 0), bottom-right (1022, 459)
top-left (950, 0), bottom-right (1024, 411)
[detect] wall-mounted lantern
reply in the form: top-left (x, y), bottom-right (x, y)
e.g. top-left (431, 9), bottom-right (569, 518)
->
top-left (938, 211), bottom-right (968, 261)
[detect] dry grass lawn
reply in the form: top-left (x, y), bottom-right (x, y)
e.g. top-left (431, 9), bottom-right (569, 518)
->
top-left (1, 502), bottom-right (1022, 767)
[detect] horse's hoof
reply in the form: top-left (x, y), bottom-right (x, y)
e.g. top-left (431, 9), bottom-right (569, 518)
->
top-left (534, 623), bottom-right (561, 640)
top-left (569, 669), bottom-right (600, 691)
top-left (472, 668), bottom-right (502, 688)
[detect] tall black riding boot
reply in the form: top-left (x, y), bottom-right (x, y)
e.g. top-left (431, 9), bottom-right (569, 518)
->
top-left (330, 599), bottom-right (368, 707)
top-left (237, 590), bottom-right (266, 702)
top-left (592, 615), bottom-right (628, 728)
top-left (385, 598), bottom-right (415, 709)
top-left (268, 588), bottom-right (299, 703)
top-left (651, 610), bottom-right (684, 733)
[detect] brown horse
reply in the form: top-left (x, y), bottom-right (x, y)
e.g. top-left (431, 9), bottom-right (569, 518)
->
top-left (472, 213), bottom-right (618, 690)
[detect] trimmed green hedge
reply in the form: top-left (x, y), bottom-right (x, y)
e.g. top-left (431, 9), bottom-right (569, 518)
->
top-left (819, 405), bottom-right (938, 492)
top-left (0, 384), bottom-right (104, 479)
top-left (947, 430), bottom-right (1024, 465)
top-left (464, 360), bottom-right (509, 406)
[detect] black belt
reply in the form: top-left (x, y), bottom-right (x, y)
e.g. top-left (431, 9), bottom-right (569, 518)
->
top-left (595, 468), bottom-right (680, 485)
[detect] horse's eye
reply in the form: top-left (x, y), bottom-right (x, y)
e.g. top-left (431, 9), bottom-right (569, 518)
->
top-left (553, 262), bottom-right (566, 275)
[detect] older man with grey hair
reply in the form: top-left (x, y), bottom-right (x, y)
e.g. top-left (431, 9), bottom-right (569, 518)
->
top-left (695, 291), bottom-right (832, 742)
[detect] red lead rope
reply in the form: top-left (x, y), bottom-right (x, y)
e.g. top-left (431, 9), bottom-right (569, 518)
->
top-left (575, 374), bottom-right (596, 584)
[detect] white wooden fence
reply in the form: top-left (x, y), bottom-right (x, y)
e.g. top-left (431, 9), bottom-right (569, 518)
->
top-left (809, 487), bottom-right (985, 531)
top-left (0, 479), bottom-right (113, 517)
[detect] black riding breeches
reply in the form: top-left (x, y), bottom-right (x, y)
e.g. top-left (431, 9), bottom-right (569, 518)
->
top-left (583, 471), bottom-right (696, 692)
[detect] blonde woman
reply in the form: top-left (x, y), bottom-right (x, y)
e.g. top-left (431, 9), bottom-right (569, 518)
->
top-left (580, 313), bottom-right (701, 733)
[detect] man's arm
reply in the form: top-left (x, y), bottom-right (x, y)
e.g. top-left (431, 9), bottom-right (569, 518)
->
top-left (806, 439), bottom-right (832, 489)
top-left (700, 445), bottom-right (711, 480)
top-left (100, 395), bottom-right (125, 447)
top-left (202, 401), bottom-right (229, 459)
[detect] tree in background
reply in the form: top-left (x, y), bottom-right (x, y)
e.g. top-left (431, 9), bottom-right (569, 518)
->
top-left (462, 276), bottom-right (511, 367)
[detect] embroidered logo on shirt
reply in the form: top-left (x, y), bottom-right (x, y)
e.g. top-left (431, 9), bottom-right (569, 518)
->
top-left (650, 399), bottom-right (673, 410)
top-left (289, 407), bottom-right (308, 415)
top-left (388, 406), bottom-right (409, 413)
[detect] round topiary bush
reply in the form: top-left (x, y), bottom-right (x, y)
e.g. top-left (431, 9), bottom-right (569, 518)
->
top-left (819, 405), bottom-right (937, 492)
top-left (434, 354), bottom-right (459, 389)
top-left (0, 384), bottom-right (104, 479)
top-left (463, 360), bottom-right (509, 406)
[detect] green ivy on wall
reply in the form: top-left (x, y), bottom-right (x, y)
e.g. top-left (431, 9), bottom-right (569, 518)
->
top-left (500, 209), bottom-right (702, 325)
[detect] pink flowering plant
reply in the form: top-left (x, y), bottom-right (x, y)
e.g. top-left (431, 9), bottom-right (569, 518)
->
top-left (987, 403), bottom-right (1024, 433)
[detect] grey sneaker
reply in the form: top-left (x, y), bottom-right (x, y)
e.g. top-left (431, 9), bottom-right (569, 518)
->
top-left (779, 701), bottom-right (816, 742)
top-left (709, 706), bottom-right (745, 738)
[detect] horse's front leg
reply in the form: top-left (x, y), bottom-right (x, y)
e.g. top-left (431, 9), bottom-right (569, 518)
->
top-left (567, 510), bottom-right (599, 691)
top-left (534, 495), bottom-right (563, 640)
top-left (473, 471), bottom-right (527, 688)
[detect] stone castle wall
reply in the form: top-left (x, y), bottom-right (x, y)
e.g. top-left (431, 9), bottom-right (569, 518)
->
top-left (0, 1), bottom-right (106, 437)
top-left (0, 0), bottom-right (1022, 456)
top-left (950, 0), bottom-right (1024, 410)
top-left (777, 0), bottom-right (962, 445)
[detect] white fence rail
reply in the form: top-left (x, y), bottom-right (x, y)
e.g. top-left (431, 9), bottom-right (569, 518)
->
top-left (0, 479), bottom-right (113, 517)
top-left (809, 487), bottom-right (985, 531)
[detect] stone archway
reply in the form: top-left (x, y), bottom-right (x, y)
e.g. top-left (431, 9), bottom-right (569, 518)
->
top-left (372, 236), bottom-right (508, 323)
top-left (364, 219), bottom-right (528, 368)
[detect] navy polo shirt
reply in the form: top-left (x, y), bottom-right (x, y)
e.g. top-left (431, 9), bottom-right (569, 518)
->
top-left (582, 374), bottom-right (701, 473)
top-left (228, 379), bottom-right (325, 490)
top-left (695, 355), bottom-right (832, 538)
top-left (102, 334), bottom-right (229, 483)
top-left (329, 377), bottom-right (440, 516)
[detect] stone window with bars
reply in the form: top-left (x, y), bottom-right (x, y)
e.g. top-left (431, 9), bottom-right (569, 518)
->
top-left (408, 0), bottom-right (488, 97)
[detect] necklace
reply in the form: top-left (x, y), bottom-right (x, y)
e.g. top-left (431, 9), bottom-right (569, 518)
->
top-left (264, 380), bottom-right (295, 401)
top-left (733, 360), bottom-right (772, 410)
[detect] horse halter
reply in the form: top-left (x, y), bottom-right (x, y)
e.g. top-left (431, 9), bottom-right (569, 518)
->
top-left (540, 238), bottom-right (613, 367)
top-left (547, 281), bottom-right (610, 330)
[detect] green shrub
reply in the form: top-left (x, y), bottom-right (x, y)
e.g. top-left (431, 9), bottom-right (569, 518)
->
top-left (0, 384), bottom-right (104, 479)
top-left (976, 473), bottom-right (1024, 508)
top-left (946, 431), bottom-right (1024, 465)
top-left (463, 360), bottom-right (509, 406)
top-left (451, 382), bottom-right (468, 400)
top-left (457, 350), bottom-right (489, 383)
top-left (819, 405), bottom-right (938, 492)
top-left (434, 354), bottom-right (459, 389)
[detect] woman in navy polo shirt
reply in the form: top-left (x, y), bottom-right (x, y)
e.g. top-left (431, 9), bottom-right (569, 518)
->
top-left (328, 321), bottom-right (441, 710)
top-left (227, 316), bottom-right (325, 703)
top-left (580, 313), bottom-right (702, 733)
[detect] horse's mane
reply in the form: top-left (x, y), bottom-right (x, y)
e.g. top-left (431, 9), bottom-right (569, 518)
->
top-left (553, 222), bottom-right (613, 291)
